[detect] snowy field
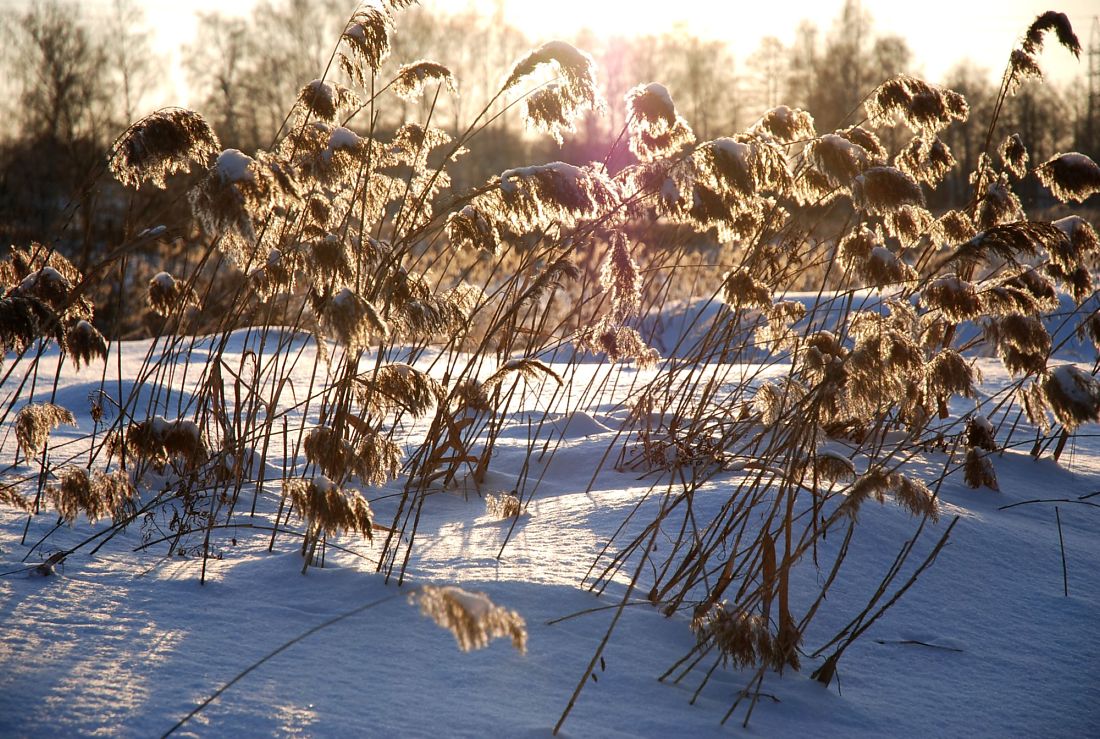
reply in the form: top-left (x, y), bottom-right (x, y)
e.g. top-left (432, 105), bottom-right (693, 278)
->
top-left (2, 302), bottom-right (1099, 738)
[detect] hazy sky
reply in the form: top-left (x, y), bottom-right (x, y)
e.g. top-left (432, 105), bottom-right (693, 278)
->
top-left (95, 0), bottom-right (1098, 104)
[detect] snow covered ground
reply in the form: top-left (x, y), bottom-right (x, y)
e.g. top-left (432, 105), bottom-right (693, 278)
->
top-left (2, 308), bottom-right (1099, 737)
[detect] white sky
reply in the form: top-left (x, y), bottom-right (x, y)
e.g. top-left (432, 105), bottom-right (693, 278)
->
top-left (87, 0), bottom-right (1099, 105)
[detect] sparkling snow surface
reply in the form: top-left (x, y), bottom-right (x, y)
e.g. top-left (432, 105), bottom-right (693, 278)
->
top-left (2, 305), bottom-right (1099, 737)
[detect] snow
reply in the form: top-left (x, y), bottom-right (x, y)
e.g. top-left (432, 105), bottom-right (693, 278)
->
top-left (328, 126), bottom-right (361, 152)
top-left (711, 137), bottom-right (750, 164)
top-left (1052, 214), bottom-right (1087, 237)
top-left (16, 266), bottom-right (65, 293)
top-left (1049, 364), bottom-right (1100, 407)
top-left (138, 225), bottom-right (167, 238)
top-left (637, 82), bottom-right (674, 113)
top-left (151, 271), bottom-right (177, 290)
top-left (216, 149), bottom-right (255, 183)
top-left (500, 162), bottom-right (584, 193)
top-left (2, 300), bottom-right (1100, 737)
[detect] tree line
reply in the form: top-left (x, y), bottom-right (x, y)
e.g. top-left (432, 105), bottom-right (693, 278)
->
top-left (0, 0), bottom-right (1095, 260)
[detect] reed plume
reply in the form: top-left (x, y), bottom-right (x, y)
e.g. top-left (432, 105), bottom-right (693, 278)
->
top-left (485, 491), bottom-right (522, 519)
top-left (895, 136), bottom-right (956, 187)
top-left (964, 449), bottom-right (999, 490)
top-left (624, 82), bottom-right (695, 161)
top-left (285, 475), bottom-right (374, 540)
top-left (952, 221), bottom-right (1067, 268)
top-left (753, 105), bottom-right (816, 143)
top-left (599, 232), bottom-right (641, 322)
top-left (1035, 152), bottom-right (1100, 203)
top-left (296, 80), bottom-right (360, 122)
top-left (1042, 364), bottom-right (1100, 431)
top-left (851, 166), bottom-right (925, 216)
top-left (120, 416), bottom-right (208, 469)
top-left (147, 272), bottom-right (194, 316)
top-left (64, 320), bottom-right (108, 368)
top-left (15, 403), bottom-right (76, 455)
top-left (721, 268), bottom-right (772, 311)
top-left (840, 469), bottom-right (938, 521)
top-left (47, 467), bottom-right (137, 524)
top-left (109, 108), bottom-right (220, 189)
top-left (988, 313), bottom-right (1051, 376)
top-left (413, 585), bottom-right (527, 654)
top-left (504, 41), bottom-right (602, 143)
top-left (189, 149), bottom-right (298, 268)
top-left (393, 60), bottom-right (458, 100)
top-left (966, 415), bottom-right (997, 451)
top-left (483, 358), bottom-right (564, 393)
top-left (865, 75), bottom-right (968, 135)
top-left (922, 275), bottom-right (982, 322)
top-left (340, 5), bottom-right (392, 82)
top-left (692, 604), bottom-right (778, 670)
top-left (999, 134), bottom-right (1029, 178)
top-left (320, 288), bottom-right (388, 353)
top-left (356, 363), bottom-right (443, 419)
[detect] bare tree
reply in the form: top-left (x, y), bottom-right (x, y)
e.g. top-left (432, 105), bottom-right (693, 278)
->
top-left (105, 0), bottom-right (160, 125)
top-left (5, 0), bottom-right (111, 144)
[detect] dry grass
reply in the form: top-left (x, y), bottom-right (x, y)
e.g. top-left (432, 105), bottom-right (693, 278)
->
top-left (1, 6), bottom-right (1097, 731)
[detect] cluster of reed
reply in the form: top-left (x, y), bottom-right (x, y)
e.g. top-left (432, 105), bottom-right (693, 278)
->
top-left (1, 3), bottom-right (1098, 731)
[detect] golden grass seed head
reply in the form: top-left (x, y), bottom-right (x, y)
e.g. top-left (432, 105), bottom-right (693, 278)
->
top-left (189, 148), bottom-right (299, 268)
top-left (446, 205), bottom-right (501, 255)
top-left (691, 604), bottom-right (776, 670)
top-left (865, 75), bottom-right (968, 135)
top-left (841, 469), bottom-right (938, 520)
top-left (721, 268), bottom-right (772, 311)
top-left (296, 80), bottom-right (360, 123)
top-left (47, 467), bottom-right (137, 525)
top-left (147, 271), bottom-right (192, 316)
top-left (884, 205), bottom-right (934, 248)
top-left (392, 60), bottom-right (457, 101)
top-left (577, 320), bottom-right (660, 369)
top-left (952, 221), bottom-right (1066, 268)
top-left (342, 5), bottom-right (392, 77)
top-left (109, 108), bottom-right (220, 189)
top-left (623, 84), bottom-right (697, 161)
top-left (1042, 364), bottom-right (1100, 431)
top-left (0, 295), bottom-right (54, 353)
top-left (64, 319), bottom-right (108, 369)
top-left (504, 41), bottom-right (602, 143)
top-left (990, 313), bottom-right (1051, 376)
top-left (964, 448), bottom-right (999, 490)
top-left (322, 287), bottom-right (388, 352)
top-left (1051, 216), bottom-right (1100, 270)
top-left (811, 449), bottom-right (856, 484)
top-left (1008, 49), bottom-right (1044, 91)
top-left (925, 348), bottom-right (978, 402)
top-left (123, 416), bottom-right (207, 469)
top-left (851, 166), bottom-right (925, 215)
top-left (286, 475), bottom-right (374, 540)
top-left (413, 584), bottom-right (527, 654)
top-left (753, 105), bottom-right (816, 143)
top-left (922, 275), bottom-right (983, 322)
top-left (15, 402), bottom-right (75, 455)
top-left (485, 491), bottom-right (522, 519)
top-left (895, 136), bottom-right (956, 187)
top-left (1036, 152), bottom-right (1100, 203)
top-left (600, 232), bottom-right (642, 322)
top-left (965, 415), bottom-right (997, 451)
top-left (356, 363), bottom-right (443, 419)
top-left (937, 210), bottom-right (976, 244)
top-left (999, 133), bottom-right (1029, 178)
top-left (1022, 11), bottom-right (1081, 58)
